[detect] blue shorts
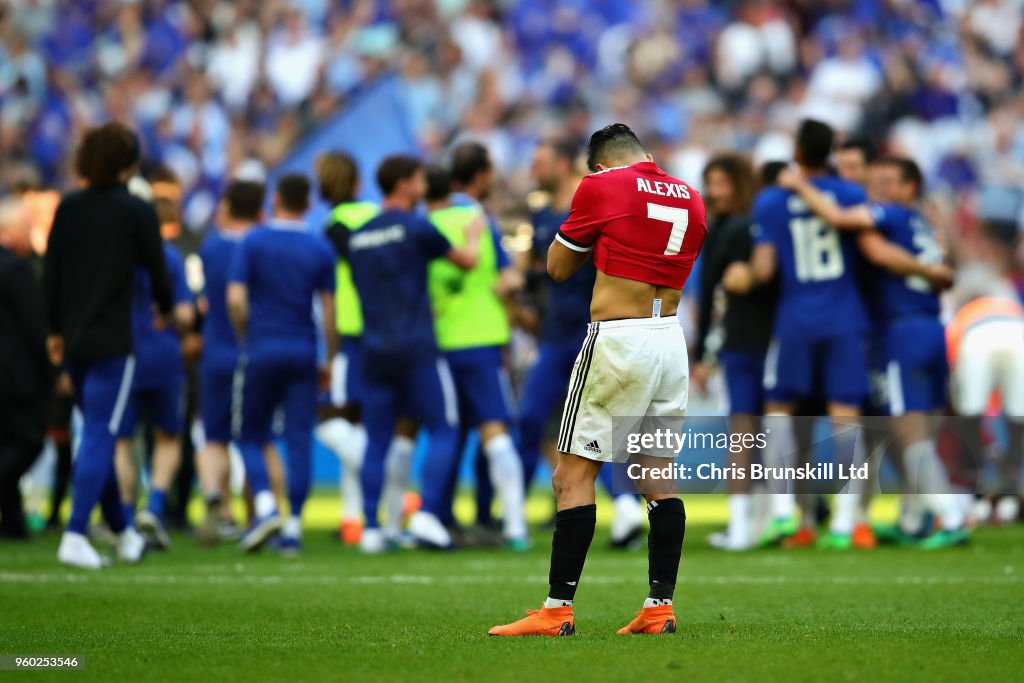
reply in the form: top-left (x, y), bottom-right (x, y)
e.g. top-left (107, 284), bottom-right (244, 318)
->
top-left (764, 334), bottom-right (868, 406)
top-left (444, 346), bottom-right (513, 426)
top-left (117, 379), bottom-right (184, 438)
top-left (200, 362), bottom-right (238, 444)
top-left (720, 348), bottom-right (766, 415)
top-left (884, 316), bottom-right (948, 415)
top-left (235, 350), bottom-right (317, 444)
top-left (328, 335), bottom-right (365, 407)
top-left (361, 356), bottom-right (459, 432)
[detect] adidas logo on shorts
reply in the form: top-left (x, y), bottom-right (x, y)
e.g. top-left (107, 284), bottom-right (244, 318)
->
top-left (583, 440), bottom-right (601, 454)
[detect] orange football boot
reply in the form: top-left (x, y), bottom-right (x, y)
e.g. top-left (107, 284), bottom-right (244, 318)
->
top-left (781, 526), bottom-right (817, 548)
top-left (488, 605), bottom-right (575, 636)
top-left (852, 523), bottom-right (877, 549)
top-left (617, 604), bottom-right (677, 635)
top-left (339, 518), bottom-right (363, 545)
top-left (403, 491), bottom-right (422, 523)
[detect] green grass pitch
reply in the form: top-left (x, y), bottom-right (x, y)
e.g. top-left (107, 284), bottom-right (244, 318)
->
top-left (2, 494), bottom-right (1022, 682)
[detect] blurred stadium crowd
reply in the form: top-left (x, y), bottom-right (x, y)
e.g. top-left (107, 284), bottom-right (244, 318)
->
top-left (1, 0), bottom-right (1024, 560)
top-left (3, 1), bottom-right (1024, 248)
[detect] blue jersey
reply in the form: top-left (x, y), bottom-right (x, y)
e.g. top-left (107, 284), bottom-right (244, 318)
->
top-left (131, 243), bottom-right (191, 388)
top-left (334, 208), bottom-right (452, 368)
top-left (228, 219), bottom-right (336, 353)
top-left (199, 229), bottom-right (244, 369)
top-left (868, 203), bottom-right (942, 321)
top-left (753, 177), bottom-right (868, 338)
top-left (532, 206), bottom-right (595, 342)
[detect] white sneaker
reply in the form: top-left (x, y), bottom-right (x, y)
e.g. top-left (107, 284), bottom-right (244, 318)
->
top-left (58, 531), bottom-right (105, 569)
top-left (970, 497), bottom-right (992, 526)
top-left (708, 530), bottom-right (755, 551)
top-left (136, 510), bottom-right (171, 550)
top-left (610, 495), bottom-right (645, 549)
top-left (407, 511), bottom-right (453, 549)
top-left (995, 496), bottom-right (1020, 525)
top-left (360, 528), bottom-right (387, 554)
top-left (117, 527), bottom-right (147, 564)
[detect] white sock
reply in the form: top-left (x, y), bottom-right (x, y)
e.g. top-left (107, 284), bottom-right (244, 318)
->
top-left (544, 597), bottom-right (572, 608)
top-left (727, 494), bottom-right (751, 546)
top-left (856, 444), bottom-right (877, 523)
top-left (904, 440), bottom-right (963, 529)
top-left (900, 495), bottom-right (925, 535)
top-left (830, 422), bottom-right (866, 535)
top-left (254, 490), bottom-right (277, 519)
top-left (341, 466), bottom-right (363, 521)
top-left (382, 436), bottom-right (416, 537)
top-left (483, 433), bottom-right (526, 539)
top-left (317, 418), bottom-right (367, 519)
top-left (799, 496), bottom-right (818, 530)
top-left (643, 597), bottom-right (672, 607)
top-left (764, 413), bottom-right (796, 518)
top-left (316, 418), bottom-right (366, 468)
top-left (831, 494), bottom-right (858, 535)
top-left (283, 515), bottom-right (302, 539)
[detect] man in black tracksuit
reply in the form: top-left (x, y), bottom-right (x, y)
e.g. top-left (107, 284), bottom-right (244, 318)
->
top-left (0, 198), bottom-right (50, 539)
top-left (44, 122), bottom-right (173, 568)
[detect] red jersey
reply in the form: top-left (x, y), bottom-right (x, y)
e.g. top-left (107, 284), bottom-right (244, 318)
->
top-left (556, 161), bottom-right (707, 289)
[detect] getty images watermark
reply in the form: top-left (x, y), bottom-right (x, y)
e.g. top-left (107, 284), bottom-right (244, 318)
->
top-left (603, 416), bottom-right (989, 496)
top-left (624, 427), bottom-right (868, 484)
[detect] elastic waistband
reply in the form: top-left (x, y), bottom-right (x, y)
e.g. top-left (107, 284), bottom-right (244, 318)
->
top-left (589, 315), bottom-right (679, 331)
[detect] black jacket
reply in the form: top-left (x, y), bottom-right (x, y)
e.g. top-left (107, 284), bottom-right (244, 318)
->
top-left (694, 212), bottom-right (777, 362)
top-left (0, 246), bottom-right (49, 446)
top-left (44, 185), bottom-right (172, 363)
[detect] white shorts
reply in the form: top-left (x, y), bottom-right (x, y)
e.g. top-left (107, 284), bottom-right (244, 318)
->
top-left (953, 320), bottom-right (1024, 417)
top-left (557, 316), bottom-right (689, 463)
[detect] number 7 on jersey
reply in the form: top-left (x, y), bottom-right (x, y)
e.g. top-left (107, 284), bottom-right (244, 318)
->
top-left (648, 203), bottom-right (689, 256)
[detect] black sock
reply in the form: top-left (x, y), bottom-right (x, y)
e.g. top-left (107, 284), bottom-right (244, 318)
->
top-left (47, 441), bottom-right (72, 527)
top-left (1004, 419), bottom-right (1024, 495)
top-left (960, 416), bottom-right (983, 492)
top-left (647, 498), bottom-right (685, 601)
top-left (548, 504), bottom-right (596, 601)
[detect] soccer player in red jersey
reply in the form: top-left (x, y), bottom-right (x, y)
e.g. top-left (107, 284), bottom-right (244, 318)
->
top-left (489, 124), bottom-right (707, 637)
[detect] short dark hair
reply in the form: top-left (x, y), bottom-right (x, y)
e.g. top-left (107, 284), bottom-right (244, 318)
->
top-left (759, 160), bottom-right (789, 187)
top-left (877, 155), bottom-right (924, 198)
top-left (425, 164), bottom-right (451, 203)
top-left (224, 180), bottom-right (265, 221)
top-left (702, 152), bottom-right (756, 213)
top-left (796, 119), bottom-right (834, 170)
top-left (316, 151), bottom-right (359, 204)
top-left (839, 136), bottom-right (876, 164)
top-left (450, 142), bottom-right (491, 187)
top-left (146, 164), bottom-right (180, 187)
top-left (275, 173), bottom-right (311, 213)
top-left (586, 123), bottom-right (644, 172)
top-left (541, 137), bottom-right (579, 165)
top-left (74, 121), bottom-right (141, 188)
top-left (376, 155), bottom-right (423, 196)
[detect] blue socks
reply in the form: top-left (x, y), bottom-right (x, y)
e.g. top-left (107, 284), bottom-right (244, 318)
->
top-left (148, 489), bottom-right (167, 520)
top-left (122, 502), bottom-right (136, 528)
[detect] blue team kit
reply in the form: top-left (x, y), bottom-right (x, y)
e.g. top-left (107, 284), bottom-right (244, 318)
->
top-left (117, 242), bottom-right (192, 439)
top-left (754, 176), bottom-right (869, 405)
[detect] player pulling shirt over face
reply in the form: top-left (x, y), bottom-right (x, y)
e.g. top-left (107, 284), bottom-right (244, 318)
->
top-left (491, 123), bottom-right (706, 639)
